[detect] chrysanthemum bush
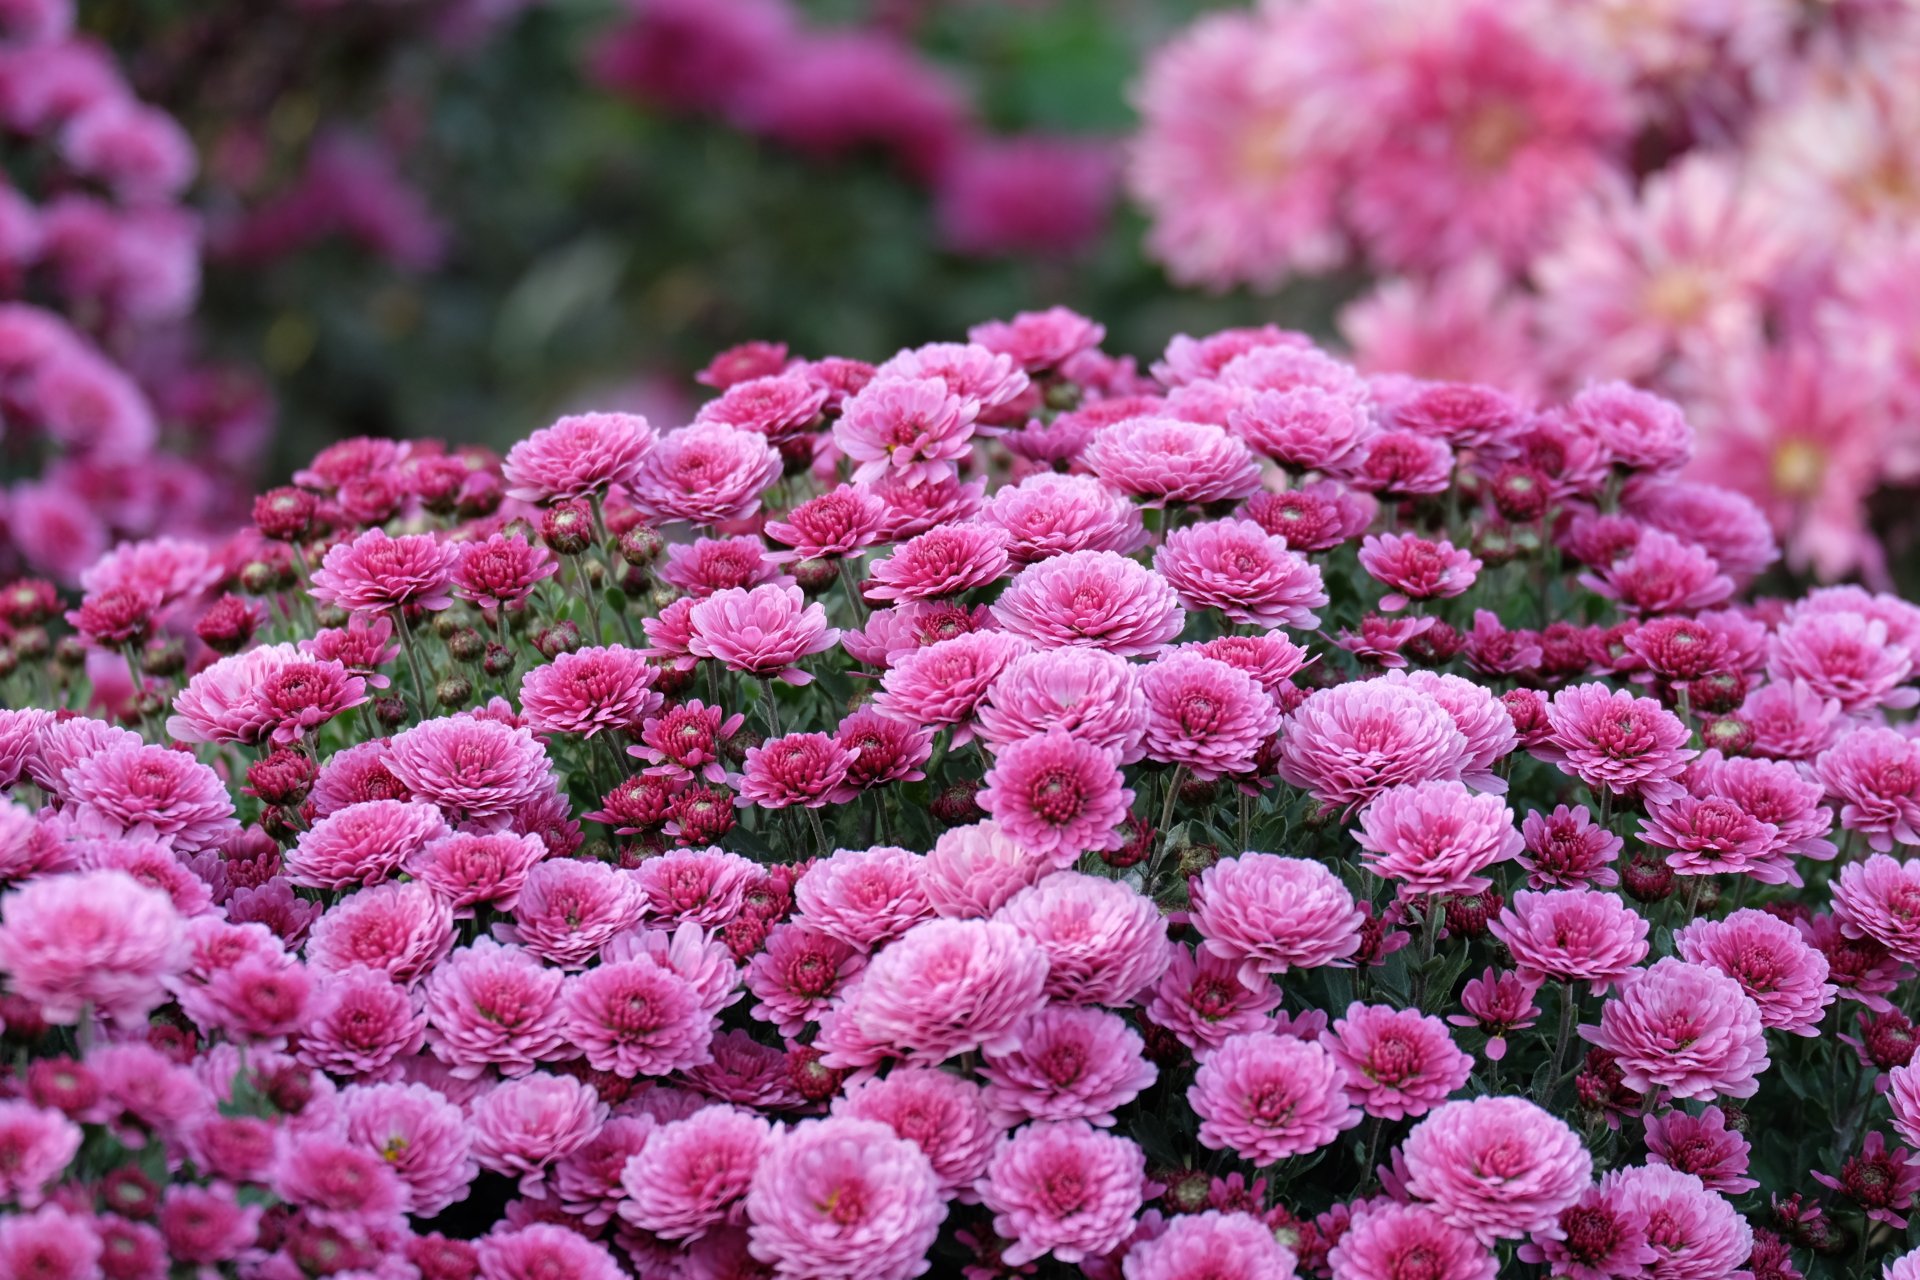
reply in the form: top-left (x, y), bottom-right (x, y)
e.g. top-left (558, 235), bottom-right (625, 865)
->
top-left (5, 312), bottom-right (1920, 1279)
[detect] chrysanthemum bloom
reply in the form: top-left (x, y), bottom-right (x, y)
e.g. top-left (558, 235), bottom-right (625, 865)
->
top-left (1581, 958), bottom-right (1769, 1100)
top-left (502, 857), bottom-right (645, 968)
top-left (872, 630), bottom-right (1031, 745)
top-left (518, 645), bottom-right (662, 740)
top-left (744, 923), bottom-right (867, 1039)
top-left (873, 471), bottom-right (989, 540)
top-left (1154, 519), bottom-right (1327, 630)
top-left (1146, 945), bottom-right (1286, 1059)
top-left (1188, 1030), bottom-right (1357, 1164)
top-left (1326, 1003), bottom-right (1472, 1122)
top-left (618, 1104), bottom-right (772, 1240)
top-left (168, 645), bottom-right (367, 746)
top-left (1811, 1132), bottom-right (1920, 1229)
top-left (1448, 967), bottom-right (1541, 1062)
top-left (341, 1082), bottom-right (476, 1217)
top-left (1138, 652), bottom-right (1280, 782)
top-left (285, 799), bottom-right (448, 891)
top-left (0, 868), bottom-right (184, 1024)
top-left (562, 954), bottom-right (714, 1078)
top-left (866, 523), bottom-right (1012, 603)
top-left (967, 307), bottom-right (1104, 372)
top-left (1189, 853), bottom-right (1362, 988)
top-left (272, 1130), bottom-right (409, 1231)
top-left (630, 420), bottom-right (782, 526)
top-left (635, 846), bottom-right (759, 927)
top-left (448, 534), bottom-right (555, 615)
top-left (1398, 1095), bottom-right (1593, 1244)
top-left (1768, 612), bottom-right (1917, 716)
top-left (1834, 854), bottom-right (1920, 967)
top-left (310, 528), bottom-right (463, 615)
top-left (737, 732), bottom-right (860, 809)
top-left (1643, 1106), bottom-right (1757, 1195)
top-left (384, 715), bottom-right (554, 824)
top-left (996, 872), bottom-right (1170, 1006)
top-left (1536, 683), bottom-right (1696, 805)
top-left (1358, 534), bottom-right (1482, 613)
top-left (156, 1180), bottom-right (264, 1266)
top-left (980, 1119), bottom-right (1146, 1267)
top-left (1641, 791), bottom-right (1790, 882)
top-left (832, 918), bottom-right (1049, 1065)
top-left (975, 649), bottom-right (1147, 766)
top-left (1386, 671), bottom-right (1516, 793)
top-left (59, 740), bottom-right (236, 853)
top-left (1737, 678), bottom-right (1839, 763)
top-left (1489, 890), bottom-right (1649, 994)
top-left (1516, 1182), bottom-right (1657, 1279)
top-left (833, 374), bottom-right (979, 488)
top-left (406, 830), bottom-right (550, 915)
top-left (1355, 780), bottom-right (1521, 899)
top-left (979, 731), bottom-right (1134, 864)
top-left (920, 821), bottom-right (1053, 919)
top-left (764, 484), bottom-right (888, 563)
top-left (687, 584), bottom-right (840, 686)
top-left (630, 699), bottom-right (740, 786)
top-left (1339, 430), bottom-right (1456, 499)
top-left (744, 1116), bottom-right (946, 1280)
top-left (831, 708), bottom-right (933, 792)
top-left (1327, 1201), bottom-right (1495, 1280)
top-left (1084, 417), bottom-right (1262, 506)
top-left (980, 472), bottom-right (1146, 564)
top-left (1691, 751), bottom-right (1837, 866)
top-left (874, 341), bottom-right (1032, 417)
top-left (1518, 805), bottom-right (1622, 889)
top-left (1674, 908), bottom-right (1833, 1037)
top-left (307, 879), bottom-right (455, 987)
top-left (500, 411), bottom-right (655, 502)
top-left (1120, 1209), bottom-right (1299, 1280)
top-left (1226, 380), bottom-right (1373, 472)
top-left (469, 1072), bottom-right (607, 1194)
top-left (991, 549), bottom-right (1185, 657)
top-left (1891, 1065), bottom-right (1920, 1152)
top-left (980, 1005), bottom-right (1157, 1127)
top-left (475, 1223), bottom-right (624, 1280)
top-left (0, 1100), bottom-right (81, 1207)
top-left (1600, 1165), bottom-right (1752, 1280)
top-left (1579, 529), bottom-right (1734, 615)
top-left (550, 1113), bottom-right (658, 1228)
top-left (1815, 729), bottom-right (1920, 852)
top-left (298, 964), bottom-right (426, 1080)
top-left (698, 368), bottom-right (829, 440)
top-left (420, 938), bottom-right (568, 1078)
top-left (1276, 679), bottom-right (1470, 812)
top-left (832, 1066), bottom-right (1000, 1199)
top-left (794, 845), bottom-right (932, 952)
top-left (80, 836), bottom-right (214, 921)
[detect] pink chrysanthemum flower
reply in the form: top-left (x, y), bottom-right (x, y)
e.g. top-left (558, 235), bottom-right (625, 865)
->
top-left (1147, 944), bottom-right (1285, 1059)
top-left (1579, 528), bottom-right (1733, 615)
top-left (342, 1082), bottom-right (477, 1217)
top-left (688, 584), bottom-right (840, 686)
top-left (385, 714), bottom-right (554, 824)
top-left (0, 868), bottom-right (184, 1024)
top-left (996, 872), bottom-right (1171, 1007)
top-left (1536, 683), bottom-right (1696, 805)
top-left (305, 881), bottom-right (454, 986)
top-left (836, 707), bottom-right (935, 790)
top-left (1770, 611), bottom-right (1918, 716)
top-left (632, 699), bottom-right (743, 785)
top-left (921, 821), bottom-right (1053, 919)
top-left (1815, 728), bottom-right (1920, 853)
top-left (737, 732), bottom-right (859, 809)
top-left (0, 1206), bottom-right (104, 1280)
top-left (1188, 1030), bottom-right (1357, 1163)
top-left (502, 411), bottom-right (655, 502)
top-left (1624, 477), bottom-right (1779, 586)
top-left (309, 739), bottom-right (409, 817)
top-left (551, 1113), bottom-right (655, 1227)
top-left (1189, 852), bottom-right (1363, 988)
top-left (1139, 652), bottom-right (1280, 781)
top-left (0, 1100), bottom-right (80, 1207)
top-left (977, 647), bottom-right (1147, 764)
top-left (874, 341), bottom-right (1031, 416)
top-left (872, 471), bottom-right (988, 540)
top-left (968, 306), bottom-right (1104, 372)
top-left (844, 599), bottom-right (996, 669)
top-left (833, 374), bottom-right (979, 488)
top-left (1329, 1200), bottom-right (1495, 1280)
top-left (979, 730), bottom-right (1134, 864)
top-left (469, 1073), bottom-right (607, 1195)
top-left (1276, 678), bottom-right (1470, 811)
top-left (663, 535), bottom-right (790, 597)
top-left (1517, 1182), bottom-right (1656, 1280)
top-left (311, 528), bottom-right (462, 614)
top-left (1833, 854), bottom-right (1920, 967)
top-left (829, 918), bottom-right (1049, 1065)
top-left (635, 846), bottom-right (759, 927)
top-left (631, 420), bottom-right (782, 526)
top-left (980, 1119), bottom-right (1146, 1267)
top-left (1582, 958), bottom-right (1769, 1100)
top-left (421, 938), bottom-right (568, 1078)
top-left (1401, 1096), bottom-right (1593, 1244)
top-left (1742, 679), bottom-right (1843, 762)
top-left (744, 1116), bottom-right (946, 1280)
top-left (618, 1104), bottom-right (772, 1240)
top-left (746, 922), bottom-right (867, 1038)
top-left (1640, 792), bottom-right (1782, 882)
top-left (1355, 780), bottom-right (1521, 899)
top-left (299, 965), bottom-right (426, 1080)
top-left (1675, 908), bottom-right (1834, 1036)
top-left (1228, 383), bottom-right (1373, 473)
top-left (981, 1005), bottom-right (1157, 1127)
top-left (1359, 534), bottom-right (1482, 613)
top-left (873, 630), bottom-right (1031, 744)
top-left (168, 645), bottom-right (368, 746)
top-left (1341, 430), bottom-right (1456, 498)
top-left (1154, 518), bottom-right (1326, 630)
top-left (980, 472), bottom-right (1146, 564)
top-left (453, 532), bottom-right (558, 613)
top-left (1391, 670), bottom-right (1517, 794)
top-left (1643, 1106), bottom-right (1758, 1195)
top-left (1600, 1165), bottom-right (1752, 1280)
top-left (476, 1223), bottom-right (623, 1280)
top-left (1448, 967), bottom-right (1541, 1063)
top-left (1326, 1002), bottom-right (1472, 1121)
top-left (795, 845), bottom-right (932, 952)
top-left (502, 857), bottom-right (645, 968)
top-left (60, 740), bottom-right (236, 853)
top-left (1518, 805), bottom-right (1623, 889)
top-left (865, 523), bottom-right (1011, 603)
top-left (1084, 416), bottom-right (1261, 507)
top-left (1490, 889), bottom-right (1649, 994)
top-left (407, 830), bottom-right (550, 914)
top-left (696, 368), bottom-right (828, 441)
top-left (1241, 481), bottom-right (1374, 553)
top-left (832, 1066), bottom-right (999, 1201)
top-left (1121, 1209), bottom-right (1299, 1280)
top-left (992, 549), bottom-right (1184, 656)
top-left (287, 799), bottom-right (449, 891)
top-left (764, 485), bottom-right (887, 562)
top-left (1182, 634), bottom-right (1310, 701)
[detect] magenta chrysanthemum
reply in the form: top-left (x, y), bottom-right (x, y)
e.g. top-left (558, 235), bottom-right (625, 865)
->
top-left (979, 730), bottom-right (1134, 864)
top-left (310, 528), bottom-right (463, 614)
top-left (1154, 518), bottom-right (1327, 629)
top-left (1490, 889), bottom-right (1650, 994)
top-left (745, 1116), bottom-right (946, 1280)
top-left (979, 1119), bottom-right (1146, 1267)
top-left (1188, 852), bottom-right (1363, 988)
top-left (992, 549), bottom-right (1184, 656)
top-left (630, 420), bottom-right (782, 526)
top-left (1276, 678), bottom-right (1470, 811)
top-left (1327, 1002), bottom-right (1473, 1121)
top-left (501, 411), bottom-right (656, 502)
top-left (518, 645), bottom-right (662, 738)
top-left (688, 584), bottom-right (840, 686)
top-left (996, 872), bottom-right (1170, 1007)
top-left (1354, 780), bottom-right (1521, 899)
top-left (1084, 416), bottom-right (1262, 507)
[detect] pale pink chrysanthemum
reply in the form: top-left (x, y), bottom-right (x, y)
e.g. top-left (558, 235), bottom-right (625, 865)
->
top-left (873, 341), bottom-right (1030, 417)
top-left (518, 645), bottom-right (663, 739)
top-left (842, 599), bottom-right (997, 670)
top-left (74, 834), bottom-right (215, 920)
top-left (1489, 889), bottom-right (1649, 994)
top-left (1358, 534), bottom-right (1482, 613)
top-left (299, 964), bottom-right (426, 1080)
top-left (1181, 634), bottom-right (1310, 701)
top-left (979, 730), bottom-right (1134, 865)
top-left (1154, 518), bottom-right (1326, 630)
top-left (1355, 780), bottom-right (1521, 899)
top-left (968, 306), bottom-right (1105, 372)
top-left (1581, 958), bottom-right (1769, 1100)
top-left (1793, 586), bottom-right (1920, 653)
top-left (1326, 1003), bottom-right (1472, 1121)
top-left (0, 868), bottom-right (184, 1024)
top-left (737, 732), bottom-right (859, 810)
top-left (602, 920), bottom-right (740, 1021)
top-left (1228, 383), bottom-right (1373, 473)
top-left (1139, 651), bottom-right (1280, 782)
top-left (1833, 854), bottom-right (1920, 967)
top-left (1188, 852), bottom-right (1363, 988)
top-left (304, 881), bottom-right (455, 987)
top-left (618, 1104), bottom-right (772, 1240)
top-left (696, 369), bottom-right (828, 441)
top-left (794, 844), bottom-right (932, 953)
top-left (1599, 1165), bottom-right (1752, 1280)
top-left (744, 1116), bottom-right (946, 1280)
top-left (1389, 670), bottom-right (1517, 794)
top-left (641, 596), bottom-right (701, 672)
top-left (0, 1206), bottom-right (103, 1280)
top-left (746, 922), bottom-right (867, 1038)
top-left (476, 1223), bottom-right (623, 1280)
top-left (469, 1073), bottom-right (607, 1195)
top-left (384, 714), bottom-right (554, 824)
top-left (865, 523), bottom-right (1011, 603)
top-left (0, 1100), bottom-right (80, 1208)
top-left (1146, 945), bottom-right (1285, 1059)
top-left (79, 535), bottom-right (220, 619)
top-left (872, 471), bottom-right (989, 540)
top-left (831, 1066), bottom-right (1000, 1200)
top-left (1568, 381), bottom-right (1694, 475)
top-left (1623, 477), bottom-right (1779, 587)
top-left (1769, 611), bottom-right (1918, 716)
top-left (833, 374), bottom-right (979, 489)
top-left (980, 472), bottom-right (1146, 564)
top-left (1189, 1030), bottom-right (1357, 1163)
top-left (977, 647), bottom-right (1148, 764)
top-left (1643, 1105), bottom-right (1758, 1196)
top-left (688, 584), bottom-right (840, 686)
top-left (1084, 417), bottom-right (1261, 507)
top-left (996, 872), bottom-right (1171, 1007)
top-left (1690, 749), bottom-right (1837, 866)
top-left (980, 1119), bottom-right (1146, 1267)
top-left (981, 1005), bottom-right (1157, 1127)
top-left (309, 739), bottom-right (409, 817)
top-left (831, 918), bottom-right (1049, 1065)
top-left (920, 820), bottom-right (1054, 919)
top-left (1241, 481), bottom-right (1374, 552)
top-left (310, 528), bottom-right (462, 614)
top-left (1276, 678), bottom-right (1470, 812)
top-left (272, 1131), bottom-right (407, 1229)
top-left (873, 630), bottom-right (1031, 745)
top-left (502, 411), bottom-right (656, 502)
top-left (1122, 1209), bottom-right (1299, 1280)
top-left (1536, 682), bottom-right (1695, 805)
top-left (1741, 678), bottom-right (1843, 762)
top-left (635, 846), bottom-right (759, 928)
top-left (59, 739), bottom-right (235, 853)
top-left (286, 799), bottom-right (449, 891)
top-left (1400, 1095), bottom-right (1593, 1244)
top-left (1578, 528), bottom-right (1732, 615)
top-left (407, 830), bottom-right (550, 915)
top-left (1815, 728), bottom-right (1920, 853)
top-left (1328, 1200), bottom-right (1495, 1280)
top-left (630, 420), bottom-right (782, 526)
top-left (500, 858), bottom-right (645, 969)
top-left (342, 1081), bottom-right (477, 1217)
top-left (764, 484), bottom-right (888, 562)
top-left (992, 549), bottom-right (1184, 657)
top-left (631, 699), bottom-right (742, 785)
top-left (421, 938), bottom-right (568, 1078)
top-left (1339, 429), bottom-right (1456, 498)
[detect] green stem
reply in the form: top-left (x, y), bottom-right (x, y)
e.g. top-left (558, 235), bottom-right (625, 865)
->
top-left (394, 610), bottom-right (433, 714)
top-left (759, 679), bottom-right (784, 739)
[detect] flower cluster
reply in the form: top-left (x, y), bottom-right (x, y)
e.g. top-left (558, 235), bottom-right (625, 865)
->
top-left (2, 309), bottom-right (1918, 1280)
